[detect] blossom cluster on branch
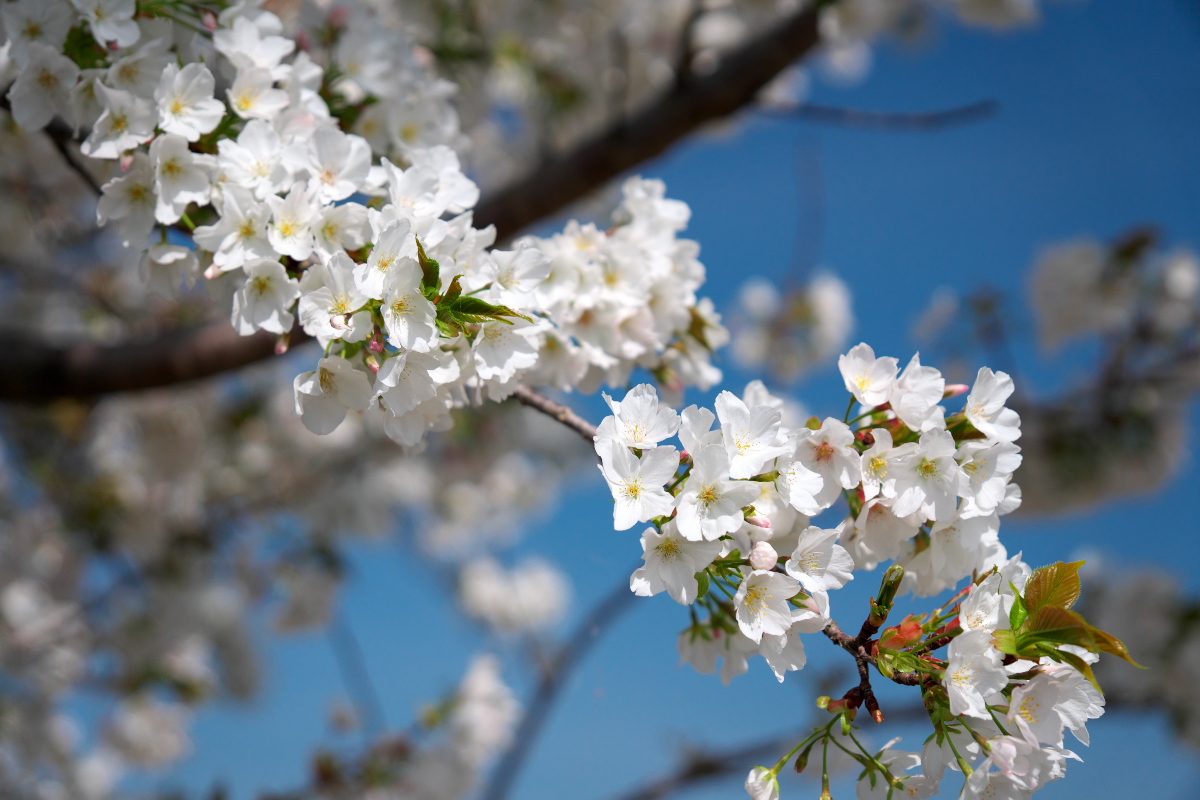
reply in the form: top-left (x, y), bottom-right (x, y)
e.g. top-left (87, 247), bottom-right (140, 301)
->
top-left (591, 345), bottom-right (1134, 800)
top-left (0, 0), bottom-right (1178, 798)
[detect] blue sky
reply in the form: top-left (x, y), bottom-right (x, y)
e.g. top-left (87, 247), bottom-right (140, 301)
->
top-left (147, 1), bottom-right (1200, 798)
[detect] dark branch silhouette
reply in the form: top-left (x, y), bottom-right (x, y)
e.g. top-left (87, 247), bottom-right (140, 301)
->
top-left (758, 100), bottom-right (998, 131)
top-left (481, 573), bottom-right (638, 800)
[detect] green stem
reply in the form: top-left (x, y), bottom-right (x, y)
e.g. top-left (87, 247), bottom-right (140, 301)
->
top-left (986, 706), bottom-right (1011, 737)
top-left (946, 734), bottom-right (974, 777)
top-left (843, 394), bottom-right (857, 424)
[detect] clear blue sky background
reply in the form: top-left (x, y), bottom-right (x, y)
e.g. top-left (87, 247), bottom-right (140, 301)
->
top-left (140, 1), bottom-right (1200, 797)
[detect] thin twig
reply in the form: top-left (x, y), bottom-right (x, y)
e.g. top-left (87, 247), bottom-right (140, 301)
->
top-left (49, 136), bottom-right (103, 196)
top-left (328, 609), bottom-right (388, 740)
top-left (511, 385), bottom-right (598, 442)
top-left (758, 100), bottom-right (998, 131)
top-left (481, 570), bottom-right (639, 800)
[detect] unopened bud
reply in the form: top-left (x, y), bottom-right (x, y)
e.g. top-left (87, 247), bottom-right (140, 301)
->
top-left (295, 30), bottom-right (312, 50)
top-left (748, 541), bottom-right (778, 570)
top-left (366, 356), bottom-right (380, 375)
top-left (745, 515), bottom-right (772, 530)
top-left (816, 695), bottom-right (831, 710)
top-left (369, 329), bottom-right (385, 353)
top-left (119, 152), bottom-right (135, 172)
top-left (202, 10), bottom-right (218, 30)
top-left (679, 449), bottom-right (690, 462)
top-left (944, 384), bottom-right (970, 399)
top-left (204, 263), bottom-right (223, 280)
top-left (274, 333), bottom-right (290, 355)
top-left (330, 314), bottom-right (349, 331)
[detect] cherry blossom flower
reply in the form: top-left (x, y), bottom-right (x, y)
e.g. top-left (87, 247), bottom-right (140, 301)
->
top-left (96, 152), bottom-right (157, 248)
top-left (227, 67), bottom-right (290, 121)
top-left (293, 355), bottom-right (374, 435)
top-left (7, 43), bottom-right (78, 130)
top-left (597, 383), bottom-right (681, 450)
top-left (1, 0), bottom-right (72, 65)
top-left (785, 523), bottom-right (855, 594)
top-left (715, 390), bottom-right (790, 479)
top-left (231, 259), bottom-right (299, 336)
top-left (890, 352), bottom-right (946, 432)
top-left (155, 63), bottom-right (225, 142)
top-left (630, 521), bottom-right (722, 604)
top-left (151, 134), bottom-right (214, 224)
top-left (674, 444), bottom-right (760, 541)
top-left (784, 418), bottom-right (861, 511)
top-left (596, 439), bottom-right (679, 530)
top-left (945, 629), bottom-right (1007, 718)
top-left (891, 429), bottom-right (967, 521)
top-left (733, 569), bottom-right (800, 643)
top-left (965, 367), bottom-right (1022, 442)
top-left (73, 0), bottom-right (139, 48)
top-left (839, 342), bottom-right (898, 407)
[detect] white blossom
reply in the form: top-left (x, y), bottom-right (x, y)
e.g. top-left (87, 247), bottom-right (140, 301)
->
top-left (596, 439), bottom-right (679, 530)
top-left (293, 355), bottom-right (374, 435)
top-left (630, 521), bottom-right (722, 604)
top-left (231, 259), bottom-right (299, 336)
top-left (155, 63), bottom-right (225, 141)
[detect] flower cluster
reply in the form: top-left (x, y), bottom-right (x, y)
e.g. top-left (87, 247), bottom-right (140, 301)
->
top-left (593, 344), bottom-right (1133, 800)
top-left (2, 0), bottom-right (725, 451)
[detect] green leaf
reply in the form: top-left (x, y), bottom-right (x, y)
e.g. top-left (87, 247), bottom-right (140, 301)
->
top-left (440, 274), bottom-right (464, 305)
top-left (416, 237), bottom-right (440, 292)
top-left (991, 629), bottom-right (1020, 656)
top-left (1008, 585), bottom-right (1028, 631)
top-left (1087, 624), bottom-right (1144, 668)
top-left (1053, 647), bottom-right (1103, 693)
top-left (448, 295), bottom-right (534, 324)
top-left (1022, 606), bottom-right (1094, 648)
top-left (694, 570), bottom-right (710, 601)
top-left (1024, 561), bottom-right (1084, 617)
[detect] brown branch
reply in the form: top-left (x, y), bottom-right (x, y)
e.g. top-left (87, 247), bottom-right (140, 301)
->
top-left (0, 7), bottom-right (825, 401)
top-left (511, 385), bottom-right (598, 441)
top-left (606, 733), bottom-right (793, 800)
top-left (757, 100), bottom-right (998, 132)
top-left (481, 570), bottom-right (638, 800)
top-left (471, 6), bottom-right (820, 241)
top-left (49, 136), bottom-right (103, 196)
top-left (0, 320), bottom-right (301, 402)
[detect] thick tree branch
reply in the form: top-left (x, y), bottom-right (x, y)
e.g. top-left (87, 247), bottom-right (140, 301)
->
top-left (0, 7), bottom-right (825, 402)
top-left (0, 321), bottom-right (297, 402)
top-left (471, 6), bottom-right (820, 241)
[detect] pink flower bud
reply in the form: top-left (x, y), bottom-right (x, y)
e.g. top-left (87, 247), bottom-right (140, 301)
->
top-left (748, 541), bottom-right (778, 570)
top-left (369, 331), bottom-right (385, 353)
top-left (679, 450), bottom-right (690, 462)
top-left (944, 384), bottom-right (970, 398)
top-left (203, 263), bottom-right (222, 280)
top-left (367, 357), bottom-right (380, 375)
top-left (295, 31), bottom-right (312, 51)
top-left (329, 6), bottom-right (349, 27)
top-left (274, 334), bottom-right (290, 355)
top-left (745, 516), bottom-right (772, 530)
top-left (119, 153), bottom-right (135, 172)
top-left (330, 314), bottom-right (349, 330)
top-left (202, 11), bottom-right (218, 31)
